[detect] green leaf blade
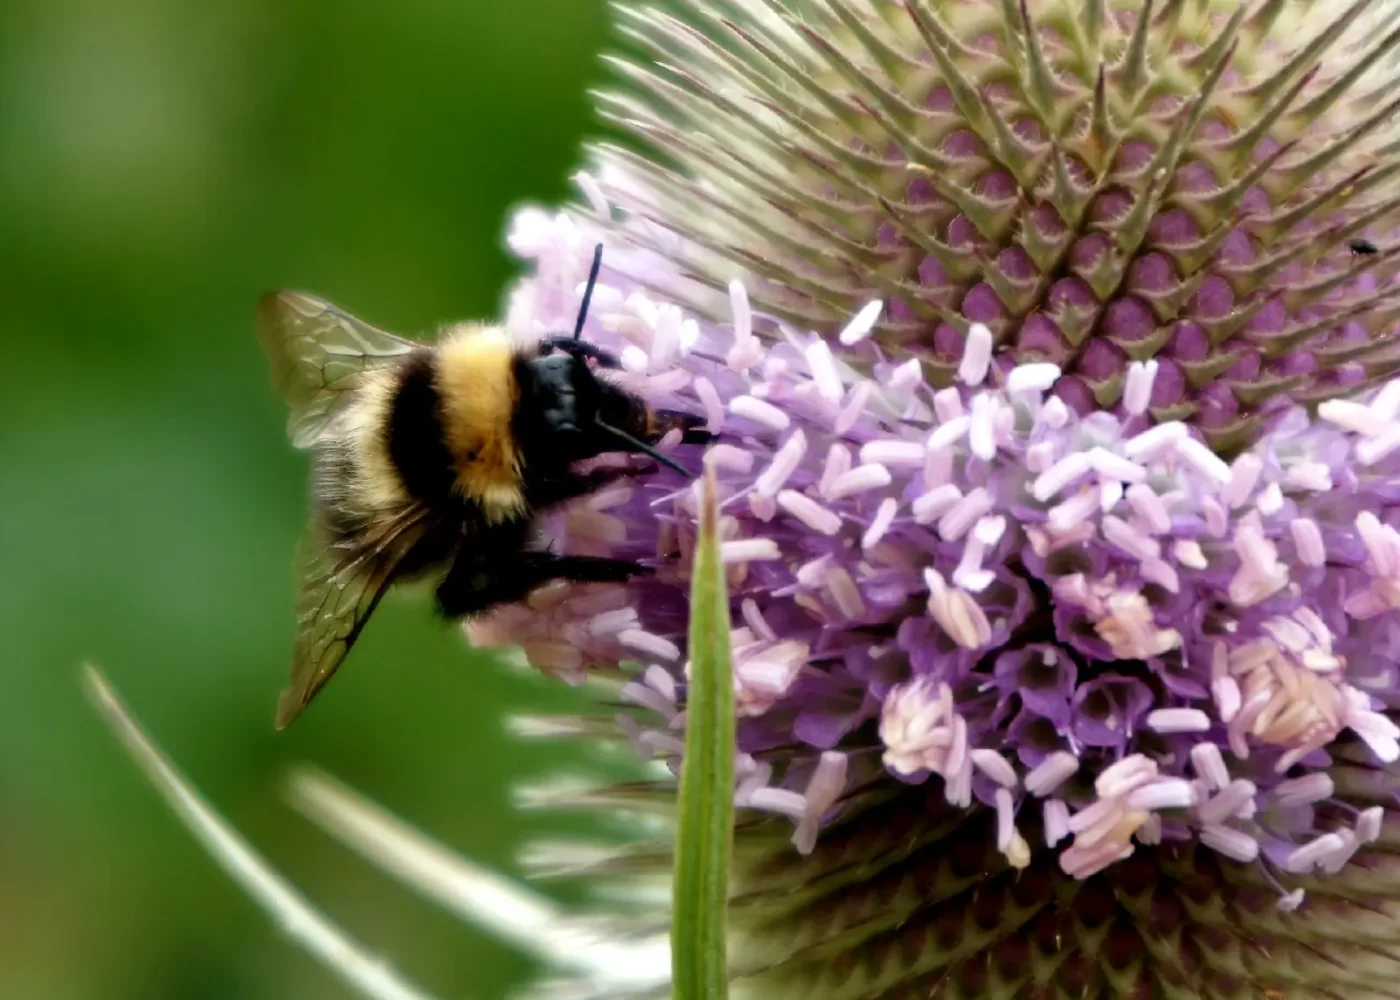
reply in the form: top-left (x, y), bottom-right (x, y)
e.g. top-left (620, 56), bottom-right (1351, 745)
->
top-left (671, 458), bottom-right (735, 1000)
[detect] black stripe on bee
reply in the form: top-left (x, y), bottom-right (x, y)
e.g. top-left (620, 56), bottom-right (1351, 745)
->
top-left (386, 350), bottom-right (458, 504)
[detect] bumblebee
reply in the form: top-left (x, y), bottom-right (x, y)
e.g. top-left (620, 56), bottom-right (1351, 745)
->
top-left (258, 245), bottom-right (708, 727)
top-left (1350, 238), bottom-right (1379, 255)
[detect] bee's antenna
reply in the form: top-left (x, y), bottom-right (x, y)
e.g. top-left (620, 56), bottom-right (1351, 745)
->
top-left (573, 243), bottom-right (605, 341)
top-left (595, 418), bottom-right (691, 476)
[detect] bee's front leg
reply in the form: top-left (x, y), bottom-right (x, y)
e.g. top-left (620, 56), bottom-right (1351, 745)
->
top-left (436, 549), bottom-right (647, 619)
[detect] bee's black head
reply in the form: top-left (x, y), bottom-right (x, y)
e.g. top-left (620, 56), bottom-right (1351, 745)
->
top-left (515, 243), bottom-right (709, 477)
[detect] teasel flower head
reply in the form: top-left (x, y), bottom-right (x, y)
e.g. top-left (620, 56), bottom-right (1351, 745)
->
top-left (302, 1), bottom-right (1400, 998)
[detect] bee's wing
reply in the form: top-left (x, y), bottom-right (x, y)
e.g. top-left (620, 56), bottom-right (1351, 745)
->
top-left (257, 291), bottom-right (418, 449)
top-left (275, 507), bottom-right (429, 728)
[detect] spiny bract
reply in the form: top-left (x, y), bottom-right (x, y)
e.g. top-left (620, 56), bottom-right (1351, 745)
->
top-left (597, 0), bottom-right (1400, 457)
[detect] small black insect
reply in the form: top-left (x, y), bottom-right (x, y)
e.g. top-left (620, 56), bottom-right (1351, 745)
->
top-left (1349, 238), bottom-right (1379, 256)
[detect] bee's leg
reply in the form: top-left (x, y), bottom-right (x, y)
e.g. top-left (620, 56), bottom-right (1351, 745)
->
top-left (436, 550), bottom-right (647, 619)
top-left (653, 408), bottom-right (715, 444)
top-left (531, 465), bottom-right (642, 509)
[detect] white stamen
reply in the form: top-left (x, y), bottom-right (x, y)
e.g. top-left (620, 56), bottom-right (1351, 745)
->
top-left (1203, 496), bottom-right (1229, 537)
top-left (1319, 829), bottom-right (1360, 874)
top-left (1102, 515), bottom-right (1161, 562)
top-left (974, 515), bottom-right (1006, 547)
top-left (619, 630), bottom-right (680, 662)
top-left (1319, 398), bottom-right (1386, 435)
top-left (1099, 479), bottom-right (1123, 513)
top-left (1175, 435), bottom-right (1233, 484)
top-left (1173, 539), bottom-right (1207, 569)
top-left (730, 395), bottom-right (790, 430)
top-left (1190, 743), bottom-right (1229, 790)
top-left (825, 566), bottom-right (865, 618)
top-left (620, 345), bottom-right (650, 372)
top-left (860, 439), bottom-right (926, 467)
top-left (890, 359), bottom-right (923, 394)
top-left (1284, 460), bottom-right (1332, 492)
top-left (1212, 675), bottom-right (1242, 725)
top-left (924, 569), bottom-right (992, 649)
top-left (1223, 453), bottom-right (1264, 509)
top-left (1123, 360), bottom-right (1158, 415)
top-left (777, 490), bottom-right (841, 535)
top-left (679, 318), bottom-right (699, 353)
top-left (805, 339), bottom-right (844, 403)
top-left (1196, 780), bottom-right (1257, 825)
top-left (707, 443), bottom-right (755, 473)
top-left (912, 484), bottom-right (962, 523)
top-left (834, 382), bottom-right (872, 434)
top-left (1025, 441), bottom-right (1056, 472)
top-left (971, 749), bottom-right (1019, 788)
top-left (1125, 778), bottom-right (1197, 811)
top-left (819, 444), bottom-right (852, 498)
top-left (644, 665), bottom-right (677, 703)
top-left (995, 787), bottom-right (1016, 849)
top-left (1089, 447), bottom-right (1147, 483)
top-left (1357, 806), bottom-right (1385, 843)
top-left (862, 497), bottom-right (899, 550)
top-left (721, 539), bottom-right (781, 564)
top-left (795, 555), bottom-right (832, 588)
top-left (1096, 755), bottom-right (1157, 798)
top-left (1049, 488), bottom-right (1098, 532)
top-left (1356, 425), bottom-right (1400, 465)
top-left (1005, 362), bottom-right (1061, 395)
top-left (792, 752), bottom-right (848, 855)
top-left (1125, 484), bottom-right (1172, 534)
top-left (969, 393), bottom-right (997, 460)
top-left (827, 464), bottom-right (893, 499)
top-left (1039, 395), bottom-right (1070, 429)
top-left (1044, 798), bottom-right (1071, 846)
top-left (1032, 452), bottom-right (1092, 502)
top-left (1024, 751), bottom-right (1078, 797)
top-left (693, 377), bottom-right (724, 433)
top-left (754, 431), bottom-right (808, 498)
top-left (1140, 556), bottom-right (1179, 593)
top-left (1146, 708), bottom-right (1211, 733)
top-left (1124, 421), bottom-right (1188, 461)
top-left (932, 386), bottom-right (963, 420)
top-left (620, 679), bottom-right (673, 717)
top-left (574, 171), bottom-right (610, 220)
top-left (939, 488), bottom-right (994, 542)
top-left (741, 598), bottom-right (776, 642)
top-left (741, 786), bottom-right (806, 817)
top-left (1273, 773), bottom-right (1334, 808)
top-left (958, 323), bottom-right (993, 386)
top-left (926, 416), bottom-right (971, 452)
top-left (1371, 379), bottom-right (1400, 421)
top-left (1200, 824), bottom-right (1260, 863)
top-left (1283, 833), bottom-right (1347, 874)
top-left (838, 300), bottom-right (884, 345)
top-left (1256, 482), bottom-right (1284, 516)
top-left (729, 279), bottom-right (752, 343)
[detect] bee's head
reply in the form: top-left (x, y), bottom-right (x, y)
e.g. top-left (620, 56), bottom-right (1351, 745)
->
top-left (515, 243), bottom-right (709, 477)
top-left (518, 349), bottom-right (703, 475)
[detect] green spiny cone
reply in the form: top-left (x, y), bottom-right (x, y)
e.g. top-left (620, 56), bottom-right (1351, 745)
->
top-left (594, 0), bottom-right (1400, 455)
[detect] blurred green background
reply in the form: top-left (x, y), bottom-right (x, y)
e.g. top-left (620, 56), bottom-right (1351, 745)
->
top-left (0, 0), bottom-right (620, 996)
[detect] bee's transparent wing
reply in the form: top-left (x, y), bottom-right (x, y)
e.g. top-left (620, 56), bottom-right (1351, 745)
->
top-left (276, 508), bottom-right (429, 728)
top-left (257, 291), bottom-right (418, 449)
